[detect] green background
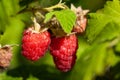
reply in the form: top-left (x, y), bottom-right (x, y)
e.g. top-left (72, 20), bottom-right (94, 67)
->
top-left (0, 0), bottom-right (120, 80)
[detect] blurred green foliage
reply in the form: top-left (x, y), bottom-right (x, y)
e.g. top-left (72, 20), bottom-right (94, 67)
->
top-left (0, 0), bottom-right (120, 80)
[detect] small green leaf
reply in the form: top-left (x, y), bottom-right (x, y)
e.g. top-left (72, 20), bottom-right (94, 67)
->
top-left (44, 12), bottom-right (55, 23)
top-left (44, 9), bottom-right (76, 33)
top-left (54, 9), bottom-right (76, 33)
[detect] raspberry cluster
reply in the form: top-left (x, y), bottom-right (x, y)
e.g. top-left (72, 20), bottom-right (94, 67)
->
top-left (21, 4), bottom-right (88, 72)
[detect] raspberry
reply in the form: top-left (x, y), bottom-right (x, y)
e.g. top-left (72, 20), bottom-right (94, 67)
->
top-left (53, 55), bottom-right (76, 72)
top-left (71, 4), bottom-right (89, 33)
top-left (22, 27), bottom-right (51, 61)
top-left (0, 45), bottom-right (12, 68)
top-left (50, 34), bottom-right (78, 72)
top-left (73, 17), bottom-right (87, 33)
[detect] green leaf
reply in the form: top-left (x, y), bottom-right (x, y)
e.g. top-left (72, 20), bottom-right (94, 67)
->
top-left (100, 0), bottom-right (120, 20)
top-left (44, 9), bottom-right (76, 33)
top-left (0, 18), bottom-right (24, 45)
top-left (0, 0), bottom-right (20, 34)
top-left (44, 12), bottom-right (55, 23)
top-left (86, 13), bottom-right (111, 42)
top-left (0, 1), bottom-right (9, 32)
top-left (93, 22), bottom-right (120, 43)
top-left (55, 9), bottom-right (76, 33)
top-left (86, 0), bottom-right (120, 43)
top-left (1, 0), bottom-right (19, 16)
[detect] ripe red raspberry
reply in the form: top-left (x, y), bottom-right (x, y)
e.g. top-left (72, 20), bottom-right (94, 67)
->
top-left (22, 27), bottom-right (51, 61)
top-left (50, 34), bottom-right (78, 72)
top-left (53, 55), bottom-right (76, 72)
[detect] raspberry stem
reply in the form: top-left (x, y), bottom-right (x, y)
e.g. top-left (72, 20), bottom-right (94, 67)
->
top-left (44, 1), bottom-right (68, 11)
top-left (18, 0), bottom-right (68, 15)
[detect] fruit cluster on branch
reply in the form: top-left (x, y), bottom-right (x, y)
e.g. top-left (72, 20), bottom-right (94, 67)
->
top-left (0, 1), bottom-right (89, 72)
top-left (21, 2), bottom-right (89, 72)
